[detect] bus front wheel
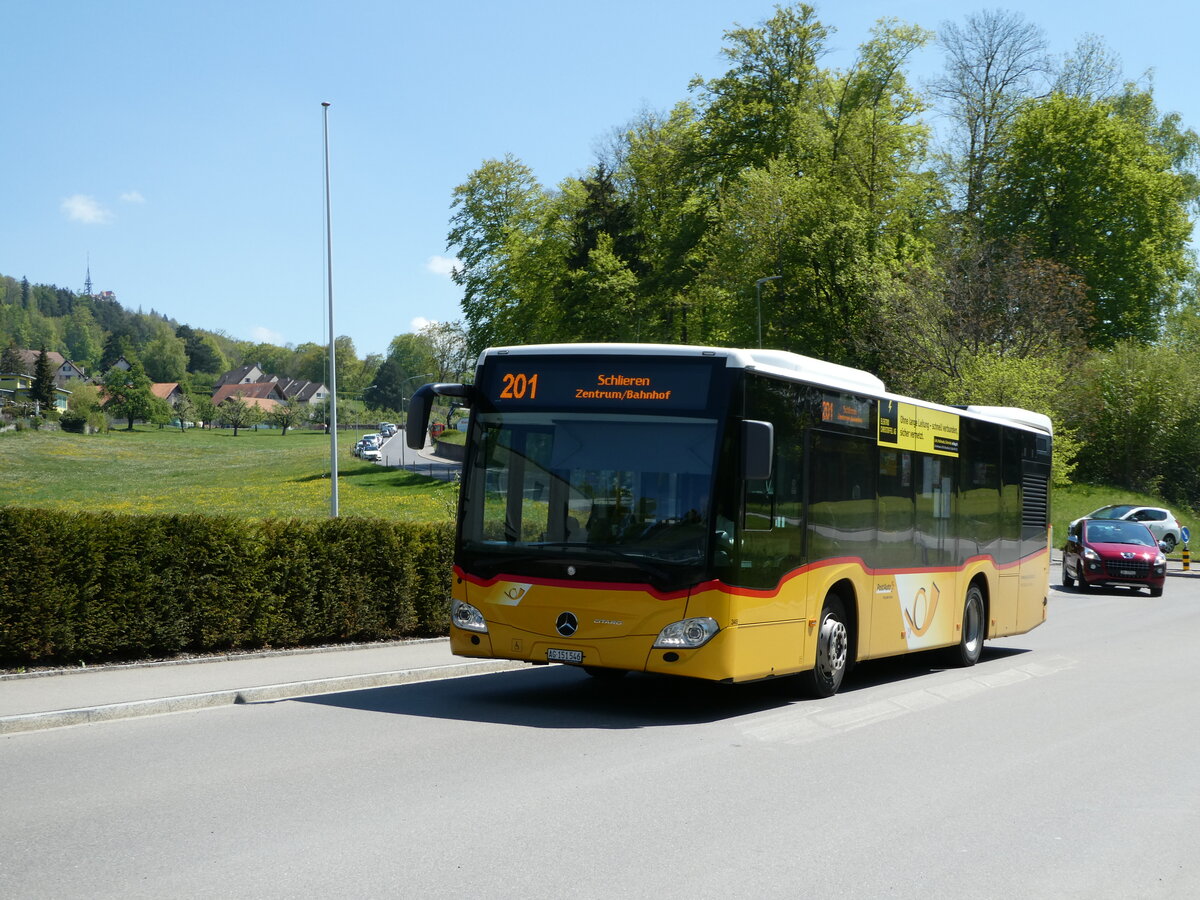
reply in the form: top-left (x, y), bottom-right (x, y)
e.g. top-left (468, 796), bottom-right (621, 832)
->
top-left (799, 594), bottom-right (849, 698)
top-left (948, 583), bottom-right (986, 667)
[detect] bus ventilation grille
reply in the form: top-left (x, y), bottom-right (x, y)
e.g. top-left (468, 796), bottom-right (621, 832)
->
top-left (1022, 472), bottom-right (1049, 527)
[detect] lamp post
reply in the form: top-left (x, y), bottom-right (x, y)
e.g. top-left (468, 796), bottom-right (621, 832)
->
top-left (322, 101), bottom-right (338, 517)
top-left (755, 275), bottom-right (781, 349)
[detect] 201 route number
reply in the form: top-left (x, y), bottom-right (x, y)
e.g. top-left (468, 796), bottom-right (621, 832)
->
top-left (500, 372), bottom-right (538, 399)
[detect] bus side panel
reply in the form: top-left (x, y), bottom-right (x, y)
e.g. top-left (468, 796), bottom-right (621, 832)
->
top-left (863, 567), bottom-right (963, 659)
top-left (992, 571), bottom-right (1020, 636)
top-left (1015, 543), bottom-right (1050, 635)
top-left (678, 580), bottom-right (810, 681)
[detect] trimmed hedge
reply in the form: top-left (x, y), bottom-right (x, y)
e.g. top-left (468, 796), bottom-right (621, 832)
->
top-left (0, 507), bottom-right (453, 668)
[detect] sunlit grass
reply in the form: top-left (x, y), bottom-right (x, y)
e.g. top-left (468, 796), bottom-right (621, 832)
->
top-left (0, 426), bottom-right (457, 522)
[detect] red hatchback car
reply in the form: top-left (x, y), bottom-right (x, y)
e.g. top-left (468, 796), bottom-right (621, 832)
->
top-left (1062, 518), bottom-right (1167, 596)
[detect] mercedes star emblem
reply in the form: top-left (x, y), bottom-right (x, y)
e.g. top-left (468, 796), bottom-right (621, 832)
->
top-left (555, 612), bottom-right (578, 637)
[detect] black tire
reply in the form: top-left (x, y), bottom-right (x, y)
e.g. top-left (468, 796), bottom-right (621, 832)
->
top-left (1150, 586), bottom-right (1164, 598)
top-left (583, 666), bottom-right (628, 681)
top-left (1161, 534), bottom-right (1177, 553)
top-left (798, 594), bottom-right (849, 698)
top-left (1061, 562), bottom-right (1075, 588)
top-left (948, 583), bottom-right (986, 667)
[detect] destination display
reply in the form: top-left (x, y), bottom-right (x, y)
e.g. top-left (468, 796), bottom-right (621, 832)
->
top-left (821, 392), bottom-right (870, 430)
top-left (480, 357), bottom-right (716, 411)
top-left (877, 399), bottom-right (960, 457)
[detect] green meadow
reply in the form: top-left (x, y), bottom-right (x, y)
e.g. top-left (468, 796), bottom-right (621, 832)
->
top-left (0, 426), bottom-right (457, 522)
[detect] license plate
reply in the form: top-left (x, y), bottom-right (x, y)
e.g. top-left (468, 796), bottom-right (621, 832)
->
top-left (547, 648), bottom-right (583, 664)
top-left (1119, 570), bottom-right (1136, 577)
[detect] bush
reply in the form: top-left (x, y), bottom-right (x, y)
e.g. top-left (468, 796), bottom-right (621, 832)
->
top-left (0, 507), bottom-right (454, 667)
top-left (60, 410), bottom-right (88, 433)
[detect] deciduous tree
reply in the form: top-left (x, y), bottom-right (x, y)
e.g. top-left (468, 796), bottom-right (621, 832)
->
top-left (983, 93), bottom-right (1196, 346)
top-left (102, 361), bottom-right (154, 430)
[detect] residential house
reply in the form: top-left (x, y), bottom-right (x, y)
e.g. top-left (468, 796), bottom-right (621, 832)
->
top-left (150, 383), bottom-right (185, 406)
top-left (211, 381), bottom-right (285, 415)
top-left (0, 371), bottom-right (71, 413)
top-left (14, 349), bottom-right (88, 388)
top-left (214, 364), bottom-right (270, 387)
top-left (274, 377), bottom-right (330, 407)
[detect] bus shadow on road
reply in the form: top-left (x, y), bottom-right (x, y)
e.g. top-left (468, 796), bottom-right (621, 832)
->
top-left (295, 646), bottom-right (1031, 730)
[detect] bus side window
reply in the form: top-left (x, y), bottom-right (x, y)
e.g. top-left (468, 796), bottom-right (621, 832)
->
top-left (744, 477), bottom-right (774, 532)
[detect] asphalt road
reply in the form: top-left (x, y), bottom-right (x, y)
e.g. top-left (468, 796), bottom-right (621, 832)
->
top-left (4, 576), bottom-right (1199, 898)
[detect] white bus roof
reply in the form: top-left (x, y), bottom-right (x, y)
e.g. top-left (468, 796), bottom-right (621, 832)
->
top-left (481, 343), bottom-right (887, 395)
top-left (479, 344), bottom-right (1052, 435)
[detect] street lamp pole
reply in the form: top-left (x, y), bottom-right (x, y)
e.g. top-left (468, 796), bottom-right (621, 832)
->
top-left (323, 101), bottom-right (339, 517)
top-left (755, 275), bottom-right (781, 349)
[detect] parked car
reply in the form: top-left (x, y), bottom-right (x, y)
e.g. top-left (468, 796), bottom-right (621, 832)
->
top-left (1072, 505), bottom-right (1184, 552)
top-left (1062, 518), bottom-right (1167, 596)
top-left (352, 439), bottom-right (365, 458)
top-left (362, 446), bottom-right (382, 462)
top-left (379, 422), bottom-right (397, 438)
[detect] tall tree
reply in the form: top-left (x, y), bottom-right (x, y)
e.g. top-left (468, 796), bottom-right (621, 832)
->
top-left (448, 155), bottom-right (549, 354)
top-left (1, 341), bottom-right (24, 374)
top-left (929, 9), bottom-right (1050, 218)
top-left (30, 347), bottom-right (57, 408)
top-left (983, 93), bottom-right (1196, 345)
top-left (142, 334), bottom-right (189, 383)
top-left (688, 3), bottom-right (831, 183)
top-left (64, 307), bottom-right (102, 373)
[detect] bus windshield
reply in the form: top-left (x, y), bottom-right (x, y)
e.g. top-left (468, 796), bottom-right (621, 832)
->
top-left (461, 411), bottom-right (721, 577)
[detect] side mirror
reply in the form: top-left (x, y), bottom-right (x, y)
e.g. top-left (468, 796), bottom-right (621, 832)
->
top-left (406, 382), bottom-right (472, 450)
top-left (741, 419), bottom-right (773, 481)
top-left (1159, 540), bottom-right (1171, 554)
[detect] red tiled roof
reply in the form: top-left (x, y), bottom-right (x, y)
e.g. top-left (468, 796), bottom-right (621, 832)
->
top-left (211, 382), bottom-right (285, 405)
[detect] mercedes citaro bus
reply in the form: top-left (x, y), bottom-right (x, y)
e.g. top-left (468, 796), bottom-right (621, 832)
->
top-left (406, 344), bottom-right (1051, 696)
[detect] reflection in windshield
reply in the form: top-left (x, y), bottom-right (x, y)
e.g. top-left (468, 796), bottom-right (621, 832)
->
top-left (1084, 520), bottom-right (1156, 546)
top-left (462, 413), bottom-right (719, 565)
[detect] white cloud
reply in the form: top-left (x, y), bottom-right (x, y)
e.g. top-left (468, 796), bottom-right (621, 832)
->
top-left (425, 255), bottom-right (459, 277)
top-left (410, 317), bottom-right (432, 332)
top-left (250, 326), bottom-right (286, 344)
top-left (61, 194), bottom-right (113, 224)
top-left (120, 190), bottom-right (146, 204)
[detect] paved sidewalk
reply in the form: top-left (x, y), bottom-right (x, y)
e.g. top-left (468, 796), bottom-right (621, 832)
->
top-left (0, 639), bottom-right (526, 735)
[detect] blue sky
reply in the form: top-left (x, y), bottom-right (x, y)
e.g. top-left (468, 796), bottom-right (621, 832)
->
top-left (3, 0), bottom-right (1196, 359)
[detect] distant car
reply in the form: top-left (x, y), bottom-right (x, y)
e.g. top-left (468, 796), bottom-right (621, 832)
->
top-left (362, 446), bottom-right (382, 462)
top-left (1062, 518), bottom-right (1167, 596)
top-left (352, 439), bottom-right (365, 458)
top-left (379, 423), bottom-right (397, 438)
top-left (1073, 505), bottom-right (1184, 552)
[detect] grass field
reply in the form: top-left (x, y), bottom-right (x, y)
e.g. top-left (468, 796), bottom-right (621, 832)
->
top-left (0, 425), bottom-right (458, 522)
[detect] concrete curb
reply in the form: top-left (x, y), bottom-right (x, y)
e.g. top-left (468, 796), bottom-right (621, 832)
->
top-left (0, 658), bottom-right (528, 736)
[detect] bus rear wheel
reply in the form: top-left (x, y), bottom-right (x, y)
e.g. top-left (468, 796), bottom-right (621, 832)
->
top-left (948, 583), bottom-right (986, 667)
top-left (799, 594), bottom-right (849, 698)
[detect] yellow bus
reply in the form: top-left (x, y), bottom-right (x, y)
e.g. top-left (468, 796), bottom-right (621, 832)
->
top-left (406, 344), bottom-right (1051, 697)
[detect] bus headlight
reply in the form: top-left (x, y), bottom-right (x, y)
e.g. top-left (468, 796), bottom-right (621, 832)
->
top-left (653, 617), bottom-right (719, 649)
top-left (451, 598), bottom-right (488, 633)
